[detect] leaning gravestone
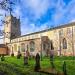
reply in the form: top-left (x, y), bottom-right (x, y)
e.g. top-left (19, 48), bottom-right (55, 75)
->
top-left (34, 53), bottom-right (41, 71)
top-left (11, 50), bottom-right (14, 57)
top-left (24, 51), bottom-right (28, 65)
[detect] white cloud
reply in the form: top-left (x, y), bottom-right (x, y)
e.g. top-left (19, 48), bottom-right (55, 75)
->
top-left (21, 0), bottom-right (50, 19)
top-left (20, 0), bottom-right (55, 35)
top-left (0, 9), bottom-right (5, 43)
top-left (70, 19), bottom-right (75, 22)
top-left (21, 17), bottom-right (49, 35)
top-left (21, 24), bottom-right (48, 35)
top-left (0, 39), bottom-right (3, 44)
top-left (0, 36), bottom-right (3, 44)
top-left (13, 5), bottom-right (21, 18)
top-left (48, 0), bottom-right (75, 26)
top-left (1, 0), bottom-right (75, 37)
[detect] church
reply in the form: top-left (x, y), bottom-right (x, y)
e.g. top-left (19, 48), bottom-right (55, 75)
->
top-left (1, 15), bottom-right (75, 56)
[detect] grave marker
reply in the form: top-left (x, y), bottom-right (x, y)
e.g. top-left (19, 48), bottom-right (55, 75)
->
top-left (34, 53), bottom-right (41, 71)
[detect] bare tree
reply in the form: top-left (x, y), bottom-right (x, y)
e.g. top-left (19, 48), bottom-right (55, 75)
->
top-left (0, 0), bottom-right (15, 39)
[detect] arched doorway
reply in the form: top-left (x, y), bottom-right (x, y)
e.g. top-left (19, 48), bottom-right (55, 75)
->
top-left (43, 41), bottom-right (50, 56)
top-left (42, 40), bottom-right (54, 56)
top-left (41, 36), bottom-right (51, 56)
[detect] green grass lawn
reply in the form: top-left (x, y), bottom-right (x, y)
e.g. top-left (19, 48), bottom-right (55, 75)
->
top-left (0, 56), bottom-right (75, 75)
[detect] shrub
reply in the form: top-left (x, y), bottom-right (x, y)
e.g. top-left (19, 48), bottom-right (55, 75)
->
top-left (1, 55), bottom-right (5, 61)
top-left (11, 53), bottom-right (14, 57)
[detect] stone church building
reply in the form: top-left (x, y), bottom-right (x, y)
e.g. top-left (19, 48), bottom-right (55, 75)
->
top-left (2, 15), bottom-right (75, 56)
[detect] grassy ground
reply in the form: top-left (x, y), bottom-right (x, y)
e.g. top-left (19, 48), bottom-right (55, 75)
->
top-left (0, 56), bottom-right (75, 75)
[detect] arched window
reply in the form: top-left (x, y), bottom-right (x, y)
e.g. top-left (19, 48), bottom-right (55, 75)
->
top-left (21, 43), bottom-right (25, 52)
top-left (14, 44), bottom-right (17, 51)
top-left (63, 38), bottom-right (67, 49)
top-left (30, 41), bottom-right (35, 52)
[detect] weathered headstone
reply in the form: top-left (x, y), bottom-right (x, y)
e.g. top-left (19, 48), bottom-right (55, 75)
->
top-left (34, 53), bottom-right (41, 71)
top-left (63, 61), bottom-right (67, 75)
top-left (17, 50), bottom-right (21, 59)
top-left (24, 51), bottom-right (29, 65)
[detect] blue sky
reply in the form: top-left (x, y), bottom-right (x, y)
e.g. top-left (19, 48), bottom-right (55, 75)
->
top-left (0, 0), bottom-right (75, 43)
top-left (15, 0), bottom-right (75, 35)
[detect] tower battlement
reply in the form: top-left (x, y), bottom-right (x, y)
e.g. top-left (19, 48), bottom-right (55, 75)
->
top-left (4, 15), bottom-right (21, 44)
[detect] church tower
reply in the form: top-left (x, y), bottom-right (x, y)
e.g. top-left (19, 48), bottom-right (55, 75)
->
top-left (4, 15), bottom-right (21, 44)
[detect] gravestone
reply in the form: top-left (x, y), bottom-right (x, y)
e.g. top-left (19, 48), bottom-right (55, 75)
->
top-left (17, 50), bottom-right (21, 59)
top-left (63, 61), bottom-right (67, 75)
top-left (24, 51), bottom-right (29, 65)
top-left (34, 53), bottom-right (41, 71)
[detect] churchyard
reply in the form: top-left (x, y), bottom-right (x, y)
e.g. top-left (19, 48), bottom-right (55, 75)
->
top-left (0, 55), bottom-right (74, 75)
